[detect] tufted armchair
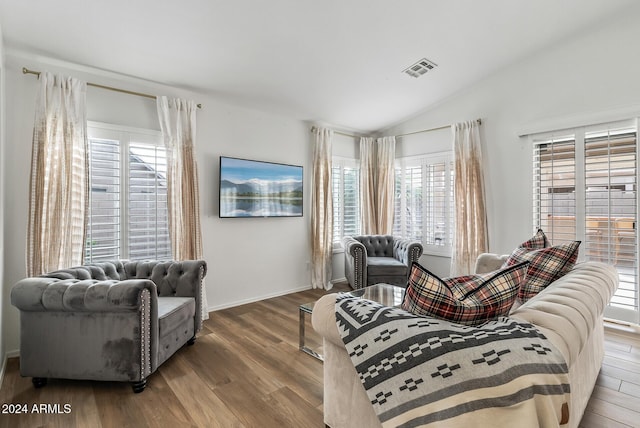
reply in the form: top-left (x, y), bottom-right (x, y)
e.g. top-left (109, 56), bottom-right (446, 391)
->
top-left (342, 235), bottom-right (423, 289)
top-left (11, 260), bottom-right (206, 393)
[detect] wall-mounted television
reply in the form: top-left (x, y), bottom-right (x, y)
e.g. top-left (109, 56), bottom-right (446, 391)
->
top-left (219, 156), bottom-right (303, 218)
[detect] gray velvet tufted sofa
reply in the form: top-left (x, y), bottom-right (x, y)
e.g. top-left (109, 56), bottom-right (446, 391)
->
top-left (343, 235), bottom-right (423, 289)
top-left (10, 259), bottom-right (207, 393)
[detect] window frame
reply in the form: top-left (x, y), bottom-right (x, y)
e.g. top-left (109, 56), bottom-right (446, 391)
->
top-left (531, 118), bottom-right (639, 324)
top-left (85, 121), bottom-right (170, 262)
top-left (394, 152), bottom-right (454, 257)
top-left (331, 155), bottom-right (361, 251)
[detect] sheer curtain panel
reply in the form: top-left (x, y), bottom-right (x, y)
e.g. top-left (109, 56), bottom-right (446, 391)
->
top-left (359, 137), bottom-right (377, 234)
top-left (450, 120), bottom-right (488, 276)
top-left (27, 72), bottom-right (88, 276)
top-left (375, 136), bottom-right (396, 234)
top-left (157, 96), bottom-right (208, 319)
top-left (360, 136), bottom-right (396, 234)
top-left (311, 127), bottom-right (333, 289)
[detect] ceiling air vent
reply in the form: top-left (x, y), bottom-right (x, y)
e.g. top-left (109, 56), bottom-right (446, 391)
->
top-left (403, 58), bottom-right (438, 78)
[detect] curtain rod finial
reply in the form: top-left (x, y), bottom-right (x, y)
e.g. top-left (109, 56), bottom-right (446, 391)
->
top-left (22, 67), bottom-right (41, 78)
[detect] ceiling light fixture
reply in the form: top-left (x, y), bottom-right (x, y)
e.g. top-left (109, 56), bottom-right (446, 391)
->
top-left (403, 58), bottom-right (438, 78)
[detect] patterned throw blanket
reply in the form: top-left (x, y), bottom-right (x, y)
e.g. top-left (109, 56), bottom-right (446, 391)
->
top-left (336, 295), bottom-right (570, 427)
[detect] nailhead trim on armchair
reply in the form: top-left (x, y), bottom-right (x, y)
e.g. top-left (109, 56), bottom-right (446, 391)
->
top-left (343, 235), bottom-right (423, 289)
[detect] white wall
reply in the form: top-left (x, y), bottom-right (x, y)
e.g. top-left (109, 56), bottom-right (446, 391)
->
top-left (0, 23), bottom-right (6, 374)
top-left (2, 52), bottom-right (314, 354)
top-left (383, 4), bottom-right (640, 265)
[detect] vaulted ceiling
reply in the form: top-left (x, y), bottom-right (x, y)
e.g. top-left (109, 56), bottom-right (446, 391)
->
top-left (0, 0), bottom-right (635, 132)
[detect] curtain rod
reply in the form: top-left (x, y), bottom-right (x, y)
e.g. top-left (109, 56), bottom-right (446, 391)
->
top-left (396, 119), bottom-right (482, 137)
top-left (22, 67), bottom-right (202, 109)
top-left (309, 126), bottom-right (359, 138)
top-left (310, 119), bottom-right (482, 139)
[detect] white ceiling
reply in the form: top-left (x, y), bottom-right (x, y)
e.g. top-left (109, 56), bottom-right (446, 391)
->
top-left (0, 0), bottom-right (636, 132)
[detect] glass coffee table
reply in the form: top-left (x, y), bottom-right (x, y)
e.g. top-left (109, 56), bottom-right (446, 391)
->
top-left (299, 283), bottom-right (406, 361)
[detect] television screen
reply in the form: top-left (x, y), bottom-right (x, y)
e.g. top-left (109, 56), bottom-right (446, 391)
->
top-left (219, 156), bottom-right (303, 218)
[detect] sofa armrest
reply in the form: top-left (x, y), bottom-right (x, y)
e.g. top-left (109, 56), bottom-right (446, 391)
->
top-left (509, 261), bottom-right (618, 366)
top-left (393, 239), bottom-right (423, 266)
top-left (343, 237), bottom-right (366, 259)
top-left (474, 253), bottom-right (509, 274)
top-left (11, 277), bottom-right (158, 312)
top-left (342, 237), bottom-right (367, 289)
top-left (311, 293), bottom-right (344, 348)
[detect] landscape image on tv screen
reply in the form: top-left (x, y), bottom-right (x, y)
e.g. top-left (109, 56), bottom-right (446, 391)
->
top-left (219, 156), bottom-right (303, 218)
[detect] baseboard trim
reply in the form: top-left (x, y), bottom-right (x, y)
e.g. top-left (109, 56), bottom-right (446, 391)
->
top-left (0, 354), bottom-right (5, 390)
top-left (0, 350), bottom-right (18, 390)
top-left (331, 277), bottom-right (347, 285)
top-left (206, 284), bottom-right (313, 313)
top-left (604, 318), bottom-right (640, 337)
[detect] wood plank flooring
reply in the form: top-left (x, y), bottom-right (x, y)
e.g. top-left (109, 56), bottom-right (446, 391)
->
top-left (581, 327), bottom-right (640, 428)
top-left (1, 284), bottom-right (639, 428)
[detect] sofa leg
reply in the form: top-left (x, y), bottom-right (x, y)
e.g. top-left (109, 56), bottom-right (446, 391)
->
top-left (187, 336), bottom-right (196, 346)
top-left (131, 379), bottom-right (147, 393)
top-left (32, 377), bottom-right (47, 388)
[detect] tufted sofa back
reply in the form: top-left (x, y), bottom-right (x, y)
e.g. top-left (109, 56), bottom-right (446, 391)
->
top-left (354, 235), bottom-right (395, 257)
top-left (43, 262), bottom-right (126, 281)
top-left (42, 260), bottom-right (207, 298)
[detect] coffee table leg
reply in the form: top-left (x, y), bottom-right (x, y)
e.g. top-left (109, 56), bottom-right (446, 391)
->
top-left (299, 305), bottom-right (323, 361)
top-left (299, 306), bottom-right (305, 351)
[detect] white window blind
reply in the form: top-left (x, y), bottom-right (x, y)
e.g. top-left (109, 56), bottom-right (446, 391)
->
top-left (534, 135), bottom-right (576, 244)
top-left (128, 143), bottom-right (171, 260)
top-left (426, 161), bottom-right (453, 247)
top-left (394, 164), bottom-right (423, 242)
top-left (532, 122), bottom-right (639, 324)
top-left (85, 123), bottom-right (171, 262)
top-left (394, 154), bottom-right (453, 255)
top-left (85, 139), bottom-right (121, 261)
top-left (332, 157), bottom-right (360, 246)
top-left (585, 128), bottom-right (637, 317)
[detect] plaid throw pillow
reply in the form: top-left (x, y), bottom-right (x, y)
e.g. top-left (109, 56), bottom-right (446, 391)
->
top-left (402, 261), bottom-right (529, 326)
top-left (504, 230), bottom-right (580, 301)
top-left (521, 228), bottom-right (550, 249)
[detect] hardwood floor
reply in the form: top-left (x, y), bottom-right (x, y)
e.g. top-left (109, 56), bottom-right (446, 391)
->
top-left (581, 327), bottom-right (640, 428)
top-left (1, 284), bottom-right (639, 428)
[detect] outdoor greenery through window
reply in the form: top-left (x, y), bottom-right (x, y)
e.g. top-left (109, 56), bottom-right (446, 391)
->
top-left (533, 120), bottom-right (638, 323)
top-left (85, 123), bottom-right (171, 262)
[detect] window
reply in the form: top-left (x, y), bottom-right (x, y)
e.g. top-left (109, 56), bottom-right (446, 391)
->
top-left (85, 123), bottom-right (171, 262)
top-left (534, 135), bottom-right (576, 243)
top-left (533, 121), bottom-right (638, 323)
top-left (331, 152), bottom-right (454, 254)
top-left (394, 153), bottom-right (454, 255)
top-left (332, 157), bottom-right (360, 246)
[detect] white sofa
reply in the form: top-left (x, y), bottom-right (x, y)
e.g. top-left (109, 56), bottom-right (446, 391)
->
top-left (312, 254), bottom-right (618, 428)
